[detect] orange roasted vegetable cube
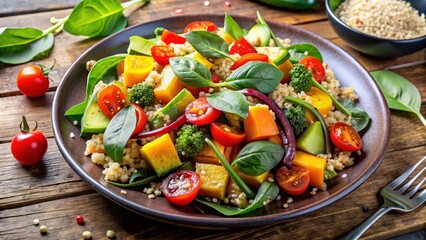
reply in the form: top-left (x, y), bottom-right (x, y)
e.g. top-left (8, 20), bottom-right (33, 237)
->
top-left (243, 105), bottom-right (279, 142)
top-left (123, 55), bottom-right (154, 87)
top-left (196, 162), bottom-right (229, 200)
top-left (194, 139), bottom-right (234, 165)
top-left (154, 65), bottom-right (185, 104)
top-left (292, 151), bottom-right (326, 189)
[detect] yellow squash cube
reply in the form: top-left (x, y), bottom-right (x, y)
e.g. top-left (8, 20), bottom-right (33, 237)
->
top-left (195, 163), bottom-right (229, 200)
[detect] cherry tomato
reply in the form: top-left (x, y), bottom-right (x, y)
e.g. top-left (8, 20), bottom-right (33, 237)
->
top-left (97, 84), bottom-right (128, 119)
top-left (162, 170), bottom-right (201, 206)
top-left (161, 29), bottom-right (186, 44)
top-left (11, 116), bottom-right (48, 166)
top-left (16, 64), bottom-right (51, 97)
top-left (184, 21), bottom-right (218, 33)
top-left (131, 103), bottom-right (148, 136)
top-left (185, 69), bottom-right (220, 97)
top-left (276, 165), bottom-right (310, 196)
top-left (299, 56), bottom-right (325, 83)
top-left (229, 37), bottom-right (257, 56)
top-left (151, 45), bottom-right (176, 66)
top-left (230, 53), bottom-right (269, 70)
top-left (330, 122), bottom-right (362, 152)
top-left (185, 97), bottom-right (222, 125)
top-left (210, 122), bottom-right (246, 146)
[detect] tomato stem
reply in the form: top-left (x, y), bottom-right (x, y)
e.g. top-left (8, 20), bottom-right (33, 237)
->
top-left (19, 116), bottom-right (36, 133)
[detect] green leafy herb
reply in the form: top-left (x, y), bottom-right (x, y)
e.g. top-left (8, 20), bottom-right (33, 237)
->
top-left (108, 170), bottom-right (158, 187)
top-left (205, 138), bottom-right (255, 199)
top-left (224, 12), bottom-right (244, 41)
top-left (287, 43), bottom-right (323, 63)
top-left (195, 181), bottom-right (279, 216)
top-left (169, 57), bottom-right (214, 87)
top-left (370, 70), bottom-right (426, 126)
top-left (206, 90), bottom-right (249, 119)
top-left (104, 105), bottom-right (136, 162)
top-left (329, 0), bottom-right (345, 11)
top-left (185, 31), bottom-right (234, 60)
top-left (127, 36), bottom-right (155, 56)
top-left (339, 99), bottom-right (370, 132)
top-left (232, 141), bottom-right (284, 176)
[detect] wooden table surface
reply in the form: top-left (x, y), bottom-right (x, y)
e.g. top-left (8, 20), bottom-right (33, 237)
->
top-left (1, 0), bottom-right (425, 239)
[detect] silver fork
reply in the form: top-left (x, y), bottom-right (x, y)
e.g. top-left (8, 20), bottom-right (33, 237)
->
top-left (341, 156), bottom-right (426, 240)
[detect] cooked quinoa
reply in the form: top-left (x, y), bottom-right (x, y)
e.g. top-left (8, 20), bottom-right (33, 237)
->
top-left (335, 0), bottom-right (426, 39)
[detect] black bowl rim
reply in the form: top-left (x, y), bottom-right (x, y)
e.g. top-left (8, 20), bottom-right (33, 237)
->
top-left (52, 13), bottom-right (391, 228)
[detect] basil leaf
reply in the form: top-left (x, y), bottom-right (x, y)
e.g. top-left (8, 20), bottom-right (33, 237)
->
top-left (0, 32), bottom-right (54, 64)
top-left (232, 141), bottom-right (284, 176)
top-left (0, 27), bottom-right (42, 51)
top-left (127, 36), bottom-right (155, 56)
top-left (206, 90), bottom-right (249, 119)
top-left (370, 70), bottom-right (426, 126)
top-left (224, 12), bottom-right (244, 40)
top-left (287, 43), bottom-right (323, 63)
top-left (104, 105), bottom-right (136, 162)
top-left (170, 57), bottom-right (214, 87)
top-left (224, 61), bottom-right (283, 94)
top-left (185, 31), bottom-right (232, 59)
top-left (64, 0), bottom-right (126, 37)
top-left (195, 181), bottom-right (279, 216)
top-left (339, 99), bottom-right (370, 132)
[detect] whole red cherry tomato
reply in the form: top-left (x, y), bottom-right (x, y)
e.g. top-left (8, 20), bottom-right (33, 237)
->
top-left (151, 45), bottom-right (176, 66)
top-left (185, 97), bottom-right (222, 125)
top-left (210, 122), bottom-right (246, 146)
top-left (276, 165), bottom-right (310, 196)
top-left (330, 122), bottom-right (362, 152)
top-left (11, 116), bottom-right (48, 166)
top-left (299, 56), bottom-right (325, 83)
top-left (16, 63), bottom-right (53, 97)
top-left (162, 170), bottom-right (201, 206)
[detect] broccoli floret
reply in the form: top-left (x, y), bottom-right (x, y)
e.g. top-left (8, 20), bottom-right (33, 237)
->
top-left (284, 105), bottom-right (307, 137)
top-left (175, 124), bottom-right (209, 158)
top-left (289, 63), bottom-right (312, 93)
top-left (129, 83), bottom-right (155, 107)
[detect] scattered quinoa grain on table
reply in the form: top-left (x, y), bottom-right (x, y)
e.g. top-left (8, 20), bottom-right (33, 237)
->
top-left (39, 225), bottom-right (48, 234)
top-left (33, 219), bottom-right (39, 225)
top-left (107, 230), bottom-right (116, 238)
top-left (82, 230), bottom-right (92, 239)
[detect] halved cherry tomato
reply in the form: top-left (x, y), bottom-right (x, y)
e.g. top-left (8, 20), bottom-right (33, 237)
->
top-left (184, 21), bottom-right (218, 33)
top-left (131, 103), bottom-right (148, 136)
top-left (330, 122), bottom-right (362, 152)
top-left (161, 29), bottom-right (186, 44)
top-left (299, 56), bottom-right (325, 83)
top-left (211, 122), bottom-right (246, 146)
top-left (276, 165), bottom-right (310, 196)
top-left (151, 45), bottom-right (176, 66)
top-left (162, 170), bottom-right (201, 206)
top-left (98, 84), bottom-right (128, 119)
top-left (230, 53), bottom-right (269, 70)
top-left (229, 37), bottom-right (257, 56)
top-left (185, 97), bottom-right (222, 125)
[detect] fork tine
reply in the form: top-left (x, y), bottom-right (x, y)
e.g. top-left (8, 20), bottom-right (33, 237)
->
top-left (398, 165), bottom-right (426, 194)
top-left (412, 188), bottom-right (426, 205)
top-left (387, 156), bottom-right (426, 189)
top-left (406, 176), bottom-right (426, 198)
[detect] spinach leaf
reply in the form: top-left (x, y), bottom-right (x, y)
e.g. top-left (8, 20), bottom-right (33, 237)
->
top-left (195, 181), bottom-right (279, 216)
top-left (170, 57), bottom-right (214, 87)
top-left (185, 31), bottom-right (233, 59)
top-left (104, 105), bottom-right (136, 162)
top-left (232, 141), bottom-right (284, 176)
top-left (287, 43), bottom-right (323, 63)
top-left (127, 36), bottom-right (155, 56)
top-left (223, 61), bottom-right (283, 94)
top-left (370, 70), bottom-right (426, 126)
top-left (206, 90), bottom-right (249, 119)
top-left (224, 12), bottom-right (244, 40)
top-left (64, 0), bottom-right (127, 38)
top-left (339, 99), bottom-right (370, 132)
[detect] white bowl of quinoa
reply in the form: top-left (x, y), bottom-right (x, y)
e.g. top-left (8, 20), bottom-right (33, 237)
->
top-left (326, 0), bottom-right (426, 57)
top-left (52, 14), bottom-right (391, 228)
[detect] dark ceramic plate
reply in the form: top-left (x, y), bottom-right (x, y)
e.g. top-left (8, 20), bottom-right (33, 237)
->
top-left (52, 14), bottom-right (390, 228)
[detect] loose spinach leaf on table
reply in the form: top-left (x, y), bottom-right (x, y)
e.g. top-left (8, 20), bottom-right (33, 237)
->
top-left (231, 141), bottom-right (285, 176)
top-left (224, 12), bottom-right (244, 41)
top-left (287, 43), bottom-right (323, 63)
top-left (370, 70), bottom-right (426, 127)
top-left (339, 99), bottom-right (370, 132)
top-left (206, 90), bottom-right (249, 119)
top-left (104, 105), bottom-right (137, 162)
top-left (185, 31), bottom-right (233, 59)
top-left (195, 181), bottom-right (279, 216)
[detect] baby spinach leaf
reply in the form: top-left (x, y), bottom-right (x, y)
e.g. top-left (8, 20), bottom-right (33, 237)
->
top-left (224, 61), bottom-right (283, 94)
top-left (232, 141), bottom-right (285, 176)
top-left (370, 70), bottom-right (426, 126)
top-left (339, 99), bottom-right (370, 132)
top-left (104, 104), bottom-right (136, 162)
top-left (206, 90), bottom-right (249, 119)
top-left (185, 31), bottom-right (233, 59)
top-left (195, 181), bottom-right (279, 216)
top-left (64, 0), bottom-right (127, 38)
top-left (224, 12), bottom-right (244, 41)
top-left (127, 36), bottom-right (155, 56)
top-left (170, 57), bottom-right (214, 87)
top-left (287, 43), bottom-right (323, 63)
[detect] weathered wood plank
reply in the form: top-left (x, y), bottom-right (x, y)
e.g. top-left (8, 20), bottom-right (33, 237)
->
top-left (0, 0), bottom-right (78, 17)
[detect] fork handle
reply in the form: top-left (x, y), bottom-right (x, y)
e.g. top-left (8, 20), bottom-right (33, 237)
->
top-left (339, 206), bottom-right (392, 240)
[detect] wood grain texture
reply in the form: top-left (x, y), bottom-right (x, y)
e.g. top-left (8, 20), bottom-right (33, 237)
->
top-left (0, 0), bottom-right (425, 239)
